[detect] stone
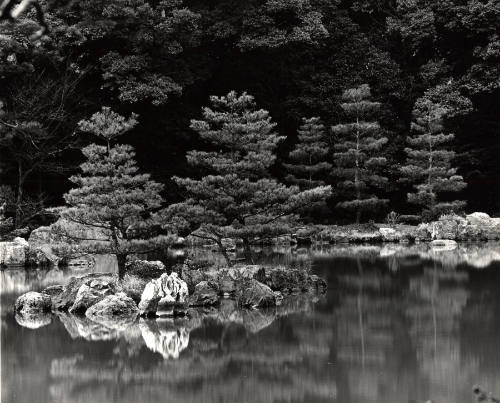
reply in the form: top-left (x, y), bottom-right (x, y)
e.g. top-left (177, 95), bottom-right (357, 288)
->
top-left (0, 240), bottom-right (26, 266)
top-left (85, 293), bottom-right (138, 323)
top-left (28, 218), bottom-right (110, 246)
top-left (237, 279), bottom-right (276, 309)
top-left (138, 272), bottom-right (189, 316)
top-left (25, 245), bottom-right (60, 267)
top-left (182, 269), bottom-right (207, 293)
top-left (13, 237), bottom-right (29, 247)
top-left (188, 281), bottom-right (219, 307)
top-left (15, 291), bottom-right (52, 315)
top-left (138, 280), bottom-right (162, 316)
top-left (52, 273), bottom-right (116, 311)
top-left (254, 267), bottom-right (319, 293)
top-left (42, 285), bottom-right (64, 297)
top-left (378, 227), bottom-right (402, 241)
top-left (69, 279), bottom-right (115, 314)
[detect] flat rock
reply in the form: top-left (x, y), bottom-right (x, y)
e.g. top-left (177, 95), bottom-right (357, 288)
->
top-left (85, 293), bottom-right (138, 323)
top-left (52, 273), bottom-right (116, 311)
top-left (237, 279), bottom-right (276, 309)
top-left (188, 281), bottom-right (219, 307)
top-left (69, 279), bottom-right (116, 314)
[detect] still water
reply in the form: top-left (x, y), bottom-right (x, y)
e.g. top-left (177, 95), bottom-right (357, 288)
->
top-left (3, 244), bottom-right (500, 403)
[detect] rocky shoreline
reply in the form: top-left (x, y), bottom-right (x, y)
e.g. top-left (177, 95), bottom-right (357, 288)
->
top-left (14, 262), bottom-right (327, 328)
top-left (1, 212), bottom-right (499, 268)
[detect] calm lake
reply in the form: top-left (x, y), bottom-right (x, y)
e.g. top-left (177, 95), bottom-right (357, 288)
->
top-left (3, 243), bottom-right (500, 403)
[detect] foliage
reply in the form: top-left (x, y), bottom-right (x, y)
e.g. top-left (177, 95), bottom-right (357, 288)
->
top-left (400, 91), bottom-right (467, 220)
top-left (59, 109), bottom-right (170, 274)
top-left (0, 0), bottom-right (499, 219)
top-left (164, 91), bottom-right (330, 264)
top-left (284, 117), bottom-right (332, 189)
top-left (331, 84), bottom-right (389, 222)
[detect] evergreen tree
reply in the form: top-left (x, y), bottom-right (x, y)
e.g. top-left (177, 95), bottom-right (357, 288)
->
top-left (331, 84), bottom-right (388, 223)
top-left (165, 91), bottom-right (330, 265)
top-left (401, 96), bottom-right (466, 220)
top-left (284, 117), bottom-right (332, 189)
top-left (60, 108), bottom-right (169, 276)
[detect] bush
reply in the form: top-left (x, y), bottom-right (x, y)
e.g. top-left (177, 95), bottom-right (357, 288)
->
top-left (120, 274), bottom-right (148, 304)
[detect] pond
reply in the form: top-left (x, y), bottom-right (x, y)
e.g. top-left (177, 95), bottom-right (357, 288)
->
top-left (3, 243), bottom-right (500, 403)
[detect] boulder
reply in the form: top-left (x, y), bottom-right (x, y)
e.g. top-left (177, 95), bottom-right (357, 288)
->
top-left (42, 285), bottom-right (64, 297)
top-left (15, 291), bottom-right (52, 315)
top-left (378, 227), bottom-right (401, 242)
top-left (25, 245), bottom-right (59, 267)
top-left (85, 293), bottom-right (138, 323)
top-left (237, 279), bottom-right (276, 309)
top-left (188, 281), bottom-right (219, 307)
top-left (182, 269), bottom-right (207, 293)
top-left (52, 273), bottom-right (116, 311)
top-left (69, 279), bottom-right (116, 314)
top-left (138, 280), bottom-right (162, 316)
top-left (138, 272), bottom-right (189, 316)
top-left (466, 212), bottom-right (500, 240)
top-left (124, 259), bottom-right (166, 279)
top-left (253, 267), bottom-right (326, 294)
top-left (0, 239), bottom-right (27, 266)
top-left (28, 218), bottom-right (110, 246)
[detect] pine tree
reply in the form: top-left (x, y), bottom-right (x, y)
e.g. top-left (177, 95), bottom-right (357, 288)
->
top-left (284, 117), bottom-right (332, 189)
top-left (60, 108), bottom-right (169, 276)
top-left (331, 84), bottom-right (388, 223)
top-left (401, 96), bottom-right (466, 220)
top-left (165, 91), bottom-right (331, 265)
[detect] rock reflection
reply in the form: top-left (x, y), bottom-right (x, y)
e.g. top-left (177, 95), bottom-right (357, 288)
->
top-left (5, 246), bottom-right (500, 403)
top-left (139, 319), bottom-right (190, 359)
top-left (15, 311), bottom-right (52, 329)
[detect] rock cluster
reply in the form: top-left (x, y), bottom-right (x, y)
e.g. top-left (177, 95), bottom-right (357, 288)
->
top-left (416, 212), bottom-right (500, 241)
top-left (14, 261), bottom-right (328, 331)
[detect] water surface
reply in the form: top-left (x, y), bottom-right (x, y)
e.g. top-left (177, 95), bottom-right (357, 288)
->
top-left (3, 244), bottom-right (500, 403)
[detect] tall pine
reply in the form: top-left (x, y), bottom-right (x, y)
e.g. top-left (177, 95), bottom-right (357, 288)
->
top-left (60, 108), bottom-right (170, 276)
top-left (331, 84), bottom-right (388, 223)
top-left (165, 91), bottom-right (331, 265)
top-left (401, 96), bottom-right (466, 220)
top-left (284, 117), bottom-right (332, 189)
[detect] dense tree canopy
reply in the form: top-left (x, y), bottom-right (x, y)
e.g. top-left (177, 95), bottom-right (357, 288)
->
top-left (0, 0), bottom-right (498, 226)
top-left (164, 91), bottom-right (330, 263)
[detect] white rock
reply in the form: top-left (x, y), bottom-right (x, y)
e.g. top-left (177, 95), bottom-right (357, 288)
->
top-left (13, 237), bottom-right (29, 247)
top-left (138, 272), bottom-right (189, 316)
top-left (379, 228), bottom-right (397, 236)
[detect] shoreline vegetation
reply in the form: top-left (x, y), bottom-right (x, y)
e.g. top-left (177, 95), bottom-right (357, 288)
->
top-left (1, 211), bottom-right (500, 269)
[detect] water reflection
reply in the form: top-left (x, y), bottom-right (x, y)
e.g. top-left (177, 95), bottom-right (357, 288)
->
top-left (3, 244), bottom-right (500, 403)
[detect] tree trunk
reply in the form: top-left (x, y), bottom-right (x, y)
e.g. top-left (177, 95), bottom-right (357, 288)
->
top-left (242, 238), bottom-right (254, 264)
top-left (216, 239), bottom-right (233, 267)
top-left (355, 113), bottom-right (361, 224)
top-left (15, 161), bottom-right (24, 228)
top-left (117, 253), bottom-right (127, 279)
